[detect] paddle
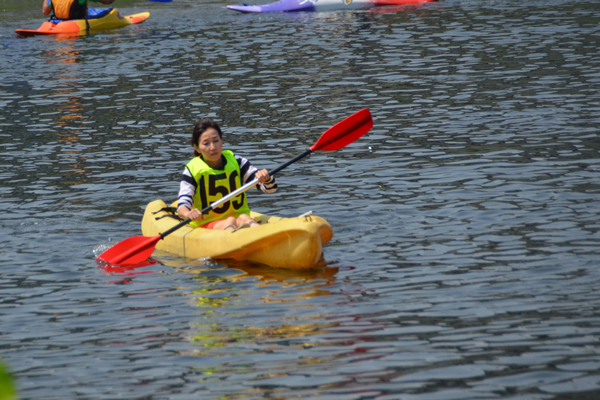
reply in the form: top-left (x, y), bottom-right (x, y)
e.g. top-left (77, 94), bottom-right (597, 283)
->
top-left (98, 108), bottom-right (373, 265)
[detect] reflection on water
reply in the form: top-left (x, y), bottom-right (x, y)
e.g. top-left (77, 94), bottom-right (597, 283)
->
top-left (1, 0), bottom-right (600, 399)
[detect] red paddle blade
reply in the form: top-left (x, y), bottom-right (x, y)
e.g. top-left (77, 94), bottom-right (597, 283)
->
top-left (97, 235), bottom-right (161, 265)
top-left (310, 109), bottom-right (373, 152)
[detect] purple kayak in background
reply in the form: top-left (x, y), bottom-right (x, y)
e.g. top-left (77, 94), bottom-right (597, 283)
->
top-left (227, 0), bottom-right (436, 13)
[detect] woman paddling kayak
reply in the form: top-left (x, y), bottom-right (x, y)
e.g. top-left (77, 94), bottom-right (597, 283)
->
top-left (177, 119), bottom-right (278, 231)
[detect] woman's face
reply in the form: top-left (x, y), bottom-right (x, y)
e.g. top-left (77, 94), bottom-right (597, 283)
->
top-left (195, 128), bottom-right (223, 168)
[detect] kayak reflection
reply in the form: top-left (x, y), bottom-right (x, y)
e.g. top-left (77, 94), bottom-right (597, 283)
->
top-left (166, 254), bottom-right (339, 285)
top-left (183, 257), bottom-right (340, 355)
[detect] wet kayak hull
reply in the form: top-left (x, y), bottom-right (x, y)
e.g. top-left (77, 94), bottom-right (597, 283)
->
top-left (142, 200), bottom-right (334, 270)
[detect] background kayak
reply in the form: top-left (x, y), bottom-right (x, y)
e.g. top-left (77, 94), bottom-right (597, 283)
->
top-left (15, 8), bottom-right (149, 36)
top-left (227, 0), bottom-right (435, 13)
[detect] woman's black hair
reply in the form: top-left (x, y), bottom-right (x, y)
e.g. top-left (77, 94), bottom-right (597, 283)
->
top-left (191, 118), bottom-right (223, 157)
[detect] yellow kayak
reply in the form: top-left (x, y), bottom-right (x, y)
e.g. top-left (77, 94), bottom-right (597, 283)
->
top-left (141, 200), bottom-right (334, 269)
top-left (15, 8), bottom-right (149, 36)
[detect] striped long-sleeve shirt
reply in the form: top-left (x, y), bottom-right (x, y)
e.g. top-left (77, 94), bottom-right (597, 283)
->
top-left (178, 154), bottom-right (278, 211)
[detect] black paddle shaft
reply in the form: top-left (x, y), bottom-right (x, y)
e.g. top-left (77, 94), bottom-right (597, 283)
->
top-left (159, 218), bottom-right (191, 239)
top-left (267, 148), bottom-right (312, 176)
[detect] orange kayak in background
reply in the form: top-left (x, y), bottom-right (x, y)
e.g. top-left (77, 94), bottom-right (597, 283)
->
top-left (15, 8), bottom-right (149, 37)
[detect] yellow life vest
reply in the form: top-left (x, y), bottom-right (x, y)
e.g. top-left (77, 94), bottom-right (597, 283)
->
top-left (185, 150), bottom-right (252, 228)
top-left (51, 0), bottom-right (87, 20)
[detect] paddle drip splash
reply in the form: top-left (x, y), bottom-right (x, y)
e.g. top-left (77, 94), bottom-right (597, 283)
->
top-left (93, 241), bottom-right (114, 259)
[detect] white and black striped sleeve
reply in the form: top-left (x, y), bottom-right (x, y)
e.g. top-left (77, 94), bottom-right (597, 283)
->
top-left (178, 167), bottom-right (196, 210)
top-left (237, 155), bottom-right (278, 194)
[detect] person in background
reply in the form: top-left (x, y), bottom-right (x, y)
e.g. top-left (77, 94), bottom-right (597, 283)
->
top-left (42, 0), bottom-right (116, 21)
top-left (177, 118), bottom-right (278, 231)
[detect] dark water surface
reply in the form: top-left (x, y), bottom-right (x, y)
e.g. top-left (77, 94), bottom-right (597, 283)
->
top-left (1, 0), bottom-right (600, 398)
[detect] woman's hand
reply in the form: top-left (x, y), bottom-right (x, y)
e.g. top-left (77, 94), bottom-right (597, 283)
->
top-left (178, 206), bottom-right (205, 221)
top-left (255, 169), bottom-right (271, 183)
